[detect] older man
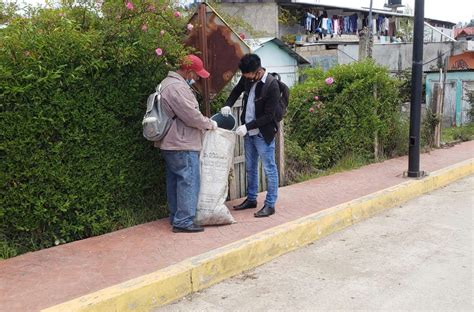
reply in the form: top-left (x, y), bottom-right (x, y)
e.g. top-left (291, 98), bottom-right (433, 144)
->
top-left (156, 54), bottom-right (217, 233)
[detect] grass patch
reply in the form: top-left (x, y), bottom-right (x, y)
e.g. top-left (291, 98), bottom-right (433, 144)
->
top-left (291, 153), bottom-right (372, 183)
top-left (441, 123), bottom-right (474, 143)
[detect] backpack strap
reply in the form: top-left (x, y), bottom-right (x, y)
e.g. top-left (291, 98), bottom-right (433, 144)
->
top-left (260, 73), bottom-right (276, 100)
top-left (156, 83), bottom-right (178, 120)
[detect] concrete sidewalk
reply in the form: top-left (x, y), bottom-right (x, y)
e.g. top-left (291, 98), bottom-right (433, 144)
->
top-left (1, 141), bottom-right (473, 312)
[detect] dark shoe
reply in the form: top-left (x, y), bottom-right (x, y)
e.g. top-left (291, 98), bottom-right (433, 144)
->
top-left (233, 198), bottom-right (257, 210)
top-left (172, 223), bottom-right (204, 233)
top-left (254, 205), bottom-right (275, 218)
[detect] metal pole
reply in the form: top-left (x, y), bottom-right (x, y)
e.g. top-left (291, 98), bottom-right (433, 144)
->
top-left (424, 22), bottom-right (457, 42)
top-left (407, 0), bottom-right (425, 178)
top-left (368, 0), bottom-right (373, 33)
top-left (198, 2), bottom-right (211, 117)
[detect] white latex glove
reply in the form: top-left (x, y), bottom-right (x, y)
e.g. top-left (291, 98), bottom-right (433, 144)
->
top-left (221, 106), bottom-right (231, 117)
top-left (210, 120), bottom-right (218, 130)
top-left (235, 125), bottom-right (247, 136)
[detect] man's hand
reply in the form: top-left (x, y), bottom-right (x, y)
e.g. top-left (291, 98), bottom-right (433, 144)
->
top-left (235, 125), bottom-right (247, 136)
top-left (210, 120), bottom-right (218, 130)
top-left (221, 106), bottom-right (231, 117)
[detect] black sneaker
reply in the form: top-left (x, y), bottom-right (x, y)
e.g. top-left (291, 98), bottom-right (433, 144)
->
top-left (172, 223), bottom-right (204, 233)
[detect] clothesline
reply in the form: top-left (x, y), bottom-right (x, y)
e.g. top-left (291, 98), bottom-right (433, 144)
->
top-left (301, 10), bottom-right (398, 39)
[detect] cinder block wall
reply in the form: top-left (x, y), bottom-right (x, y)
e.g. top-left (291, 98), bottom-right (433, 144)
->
top-left (218, 3), bottom-right (279, 38)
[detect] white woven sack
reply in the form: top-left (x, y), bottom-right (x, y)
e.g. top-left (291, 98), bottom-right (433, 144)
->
top-left (195, 128), bottom-right (236, 225)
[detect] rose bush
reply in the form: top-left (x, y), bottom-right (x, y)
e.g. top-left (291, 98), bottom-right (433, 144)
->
top-left (0, 0), bottom-right (191, 258)
top-left (285, 60), bottom-right (407, 180)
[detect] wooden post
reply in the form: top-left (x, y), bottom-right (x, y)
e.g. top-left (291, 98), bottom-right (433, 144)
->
top-left (358, 27), bottom-right (368, 60)
top-left (373, 84), bottom-right (380, 160)
top-left (358, 26), bottom-right (373, 60)
top-left (275, 121), bottom-right (285, 186)
top-left (434, 69), bottom-right (443, 147)
top-left (198, 3), bottom-right (211, 117)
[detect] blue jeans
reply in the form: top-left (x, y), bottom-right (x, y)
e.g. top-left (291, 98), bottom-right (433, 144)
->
top-left (161, 150), bottom-right (200, 228)
top-left (244, 134), bottom-right (279, 207)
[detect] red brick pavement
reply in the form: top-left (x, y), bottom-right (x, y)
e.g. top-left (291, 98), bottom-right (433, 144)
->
top-left (1, 141), bottom-right (473, 311)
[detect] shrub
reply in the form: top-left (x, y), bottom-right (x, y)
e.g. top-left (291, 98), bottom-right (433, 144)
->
top-left (284, 136), bottom-right (320, 184)
top-left (421, 108), bottom-right (441, 148)
top-left (0, 0), bottom-right (190, 258)
top-left (285, 60), bottom-right (405, 175)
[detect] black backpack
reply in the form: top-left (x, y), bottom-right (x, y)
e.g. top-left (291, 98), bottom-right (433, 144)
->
top-left (265, 72), bottom-right (290, 122)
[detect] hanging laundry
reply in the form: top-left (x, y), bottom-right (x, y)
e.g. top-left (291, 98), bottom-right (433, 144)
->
top-left (338, 16), bottom-right (344, 35)
top-left (357, 14), bottom-right (362, 31)
top-left (305, 12), bottom-right (316, 32)
top-left (311, 15), bottom-right (317, 33)
top-left (322, 17), bottom-right (328, 30)
top-left (327, 18), bottom-right (333, 35)
top-left (384, 17), bottom-right (390, 35)
top-left (388, 18), bottom-right (396, 37)
top-left (333, 17), bottom-right (339, 35)
top-left (344, 16), bottom-right (350, 33)
top-left (350, 14), bottom-right (358, 33)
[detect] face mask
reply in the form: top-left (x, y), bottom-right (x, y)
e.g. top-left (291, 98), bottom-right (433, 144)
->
top-left (248, 72), bottom-right (259, 83)
top-left (186, 79), bottom-right (196, 86)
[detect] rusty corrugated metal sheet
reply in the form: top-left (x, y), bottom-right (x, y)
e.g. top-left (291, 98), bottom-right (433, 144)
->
top-left (185, 3), bottom-right (251, 98)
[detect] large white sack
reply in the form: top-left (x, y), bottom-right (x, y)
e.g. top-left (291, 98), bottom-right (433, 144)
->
top-left (195, 128), bottom-right (236, 225)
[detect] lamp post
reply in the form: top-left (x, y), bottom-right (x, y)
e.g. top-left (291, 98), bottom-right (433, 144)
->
top-left (407, 0), bottom-right (425, 178)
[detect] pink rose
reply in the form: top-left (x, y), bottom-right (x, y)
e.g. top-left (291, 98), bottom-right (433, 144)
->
top-left (141, 24), bottom-right (148, 32)
top-left (125, 2), bottom-right (134, 10)
top-left (174, 11), bottom-right (181, 18)
top-left (187, 23), bottom-right (194, 31)
top-left (155, 48), bottom-right (163, 56)
top-left (160, 30), bottom-right (165, 36)
top-left (325, 77), bottom-right (334, 85)
top-left (309, 107), bottom-right (315, 113)
top-left (314, 96), bottom-right (319, 101)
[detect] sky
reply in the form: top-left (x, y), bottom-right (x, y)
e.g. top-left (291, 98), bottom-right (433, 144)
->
top-left (15, 0), bottom-right (474, 24)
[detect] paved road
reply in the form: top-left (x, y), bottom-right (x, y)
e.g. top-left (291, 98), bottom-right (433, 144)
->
top-left (159, 176), bottom-right (473, 311)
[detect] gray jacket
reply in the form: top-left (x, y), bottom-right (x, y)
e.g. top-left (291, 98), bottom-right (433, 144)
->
top-left (154, 71), bottom-right (214, 151)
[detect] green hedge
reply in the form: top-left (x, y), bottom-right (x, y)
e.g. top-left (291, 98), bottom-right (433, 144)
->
top-left (285, 60), bottom-right (407, 180)
top-left (0, 1), bottom-right (190, 258)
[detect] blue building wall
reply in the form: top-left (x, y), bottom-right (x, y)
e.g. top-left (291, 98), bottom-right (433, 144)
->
top-left (425, 71), bottom-right (474, 127)
top-left (253, 41), bottom-right (299, 87)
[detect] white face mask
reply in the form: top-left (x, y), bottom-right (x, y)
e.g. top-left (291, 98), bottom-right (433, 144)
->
top-left (186, 78), bottom-right (196, 86)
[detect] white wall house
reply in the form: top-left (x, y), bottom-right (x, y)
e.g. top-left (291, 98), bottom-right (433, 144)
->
top-left (245, 37), bottom-right (310, 87)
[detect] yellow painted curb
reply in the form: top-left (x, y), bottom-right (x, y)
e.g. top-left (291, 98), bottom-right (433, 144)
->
top-left (43, 158), bottom-right (473, 312)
